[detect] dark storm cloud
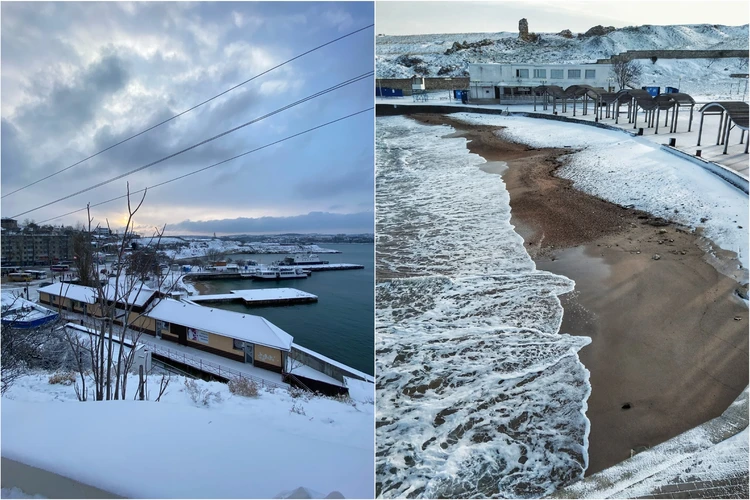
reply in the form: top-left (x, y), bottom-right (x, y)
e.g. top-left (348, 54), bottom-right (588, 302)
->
top-left (170, 211), bottom-right (374, 235)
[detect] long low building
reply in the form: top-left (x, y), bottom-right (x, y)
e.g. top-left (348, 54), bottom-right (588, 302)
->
top-left (34, 282), bottom-right (370, 393)
top-left (468, 62), bottom-right (614, 100)
top-left (145, 298), bottom-right (292, 374)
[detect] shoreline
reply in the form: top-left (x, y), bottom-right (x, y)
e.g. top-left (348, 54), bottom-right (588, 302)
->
top-left (410, 113), bottom-right (749, 475)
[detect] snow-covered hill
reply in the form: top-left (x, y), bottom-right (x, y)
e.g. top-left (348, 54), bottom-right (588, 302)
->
top-left (376, 24), bottom-right (749, 78)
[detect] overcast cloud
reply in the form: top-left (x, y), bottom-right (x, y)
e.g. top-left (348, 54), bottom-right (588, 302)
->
top-left (1, 1), bottom-right (374, 235)
top-left (377, 0), bottom-right (749, 35)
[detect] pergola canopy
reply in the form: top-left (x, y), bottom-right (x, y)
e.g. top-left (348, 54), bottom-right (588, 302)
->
top-left (698, 101), bottom-right (749, 130)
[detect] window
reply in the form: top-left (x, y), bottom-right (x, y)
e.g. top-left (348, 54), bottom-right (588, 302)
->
top-left (156, 320), bottom-right (168, 332)
top-left (550, 69), bottom-right (564, 79)
top-left (516, 69), bottom-right (529, 78)
top-left (568, 69), bottom-right (581, 79)
top-left (585, 69), bottom-right (596, 79)
top-left (533, 69), bottom-right (546, 79)
top-left (233, 339), bottom-right (245, 350)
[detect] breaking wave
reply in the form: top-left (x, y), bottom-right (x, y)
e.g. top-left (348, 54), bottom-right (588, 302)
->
top-left (376, 116), bottom-right (591, 498)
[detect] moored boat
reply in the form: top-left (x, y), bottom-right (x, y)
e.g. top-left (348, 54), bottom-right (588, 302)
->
top-left (276, 254), bottom-right (330, 266)
top-left (253, 265), bottom-right (308, 280)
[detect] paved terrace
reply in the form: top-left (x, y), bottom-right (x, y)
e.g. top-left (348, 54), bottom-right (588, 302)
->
top-left (376, 96), bottom-right (749, 177)
top-left (550, 389), bottom-right (748, 499)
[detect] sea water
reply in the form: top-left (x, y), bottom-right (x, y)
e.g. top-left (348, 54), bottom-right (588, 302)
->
top-left (198, 244), bottom-right (374, 376)
top-left (376, 116), bottom-right (591, 498)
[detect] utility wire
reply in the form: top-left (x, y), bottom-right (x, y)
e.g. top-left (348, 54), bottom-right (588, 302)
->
top-left (2, 23), bottom-right (375, 200)
top-left (36, 107), bottom-right (373, 225)
top-left (12, 71), bottom-right (373, 219)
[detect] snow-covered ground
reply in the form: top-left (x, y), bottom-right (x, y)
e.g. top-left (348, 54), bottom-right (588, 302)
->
top-left (0, 488), bottom-right (45, 499)
top-left (1, 372), bottom-right (374, 499)
top-left (376, 24), bottom-right (748, 75)
top-left (377, 24), bottom-right (749, 101)
top-left (555, 388), bottom-right (748, 498)
top-left (451, 112), bottom-right (749, 274)
top-left (156, 237), bottom-right (340, 261)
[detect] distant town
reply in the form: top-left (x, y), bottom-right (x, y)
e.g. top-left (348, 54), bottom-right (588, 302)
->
top-left (0, 216), bottom-right (373, 267)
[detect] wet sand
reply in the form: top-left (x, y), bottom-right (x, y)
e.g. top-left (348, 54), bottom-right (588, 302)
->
top-left (411, 114), bottom-right (749, 475)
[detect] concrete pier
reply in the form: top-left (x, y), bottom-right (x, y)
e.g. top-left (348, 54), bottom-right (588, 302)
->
top-left (189, 288), bottom-right (318, 307)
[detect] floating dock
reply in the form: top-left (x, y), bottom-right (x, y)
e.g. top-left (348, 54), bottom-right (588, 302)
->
top-left (184, 272), bottom-right (252, 281)
top-left (298, 263), bottom-right (364, 271)
top-left (189, 288), bottom-right (318, 307)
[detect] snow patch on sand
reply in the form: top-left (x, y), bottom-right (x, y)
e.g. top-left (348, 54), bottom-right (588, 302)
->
top-left (452, 113), bottom-right (749, 273)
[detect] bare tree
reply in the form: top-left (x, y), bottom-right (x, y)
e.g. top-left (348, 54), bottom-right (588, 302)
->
top-left (610, 58), bottom-right (643, 90)
top-left (204, 247), bottom-right (225, 265)
top-left (62, 184), bottom-right (185, 402)
top-left (706, 56), bottom-right (721, 69)
top-left (72, 230), bottom-right (97, 287)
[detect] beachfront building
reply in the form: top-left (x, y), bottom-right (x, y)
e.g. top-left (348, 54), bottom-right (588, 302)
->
top-left (144, 298), bottom-right (292, 374)
top-left (37, 283), bottom-right (158, 325)
top-left (468, 62), bottom-right (614, 101)
top-left (35, 283), bottom-right (371, 394)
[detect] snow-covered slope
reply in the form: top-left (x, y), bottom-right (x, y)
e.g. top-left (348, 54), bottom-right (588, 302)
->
top-left (376, 24), bottom-right (749, 78)
top-left (2, 372), bottom-right (374, 499)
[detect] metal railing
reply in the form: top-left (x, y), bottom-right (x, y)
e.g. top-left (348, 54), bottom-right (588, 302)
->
top-left (139, 338), bottom-right (288, 391)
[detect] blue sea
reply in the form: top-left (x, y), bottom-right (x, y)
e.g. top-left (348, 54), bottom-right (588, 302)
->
top-left (198, 243), bottom-right (373, 376)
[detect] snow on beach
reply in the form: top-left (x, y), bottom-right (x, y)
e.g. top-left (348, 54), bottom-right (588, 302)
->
top-left (376, 116), bottom-right (591, 498)
top-left (1, 372), bottom-right (374, 499)
top-left (452, 113), bottom-right (749, 273)
top-left (558, 388), bottom-right (749, 498)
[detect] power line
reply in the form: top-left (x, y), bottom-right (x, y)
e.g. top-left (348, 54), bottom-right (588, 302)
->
top-left (11, 71), bottom-right (373, 219)
top-left (1, 23), bottom-right (374, 200)
top-left (36, 107), bottom-right (373, 225)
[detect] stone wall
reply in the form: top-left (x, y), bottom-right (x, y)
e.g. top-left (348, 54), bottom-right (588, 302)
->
top-left (597, 49), bottom-right (748, 63)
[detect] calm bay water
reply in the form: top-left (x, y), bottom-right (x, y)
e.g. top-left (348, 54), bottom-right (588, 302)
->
top-left (198, 243), bottom-right (374, 375)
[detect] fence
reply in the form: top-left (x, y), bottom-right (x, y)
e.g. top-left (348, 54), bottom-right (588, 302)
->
top-left (139, 338), bottom-right (288, 391)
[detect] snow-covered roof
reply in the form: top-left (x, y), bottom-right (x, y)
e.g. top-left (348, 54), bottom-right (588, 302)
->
top-left (147, 299), bottom-right (293, 351)
top-left (37, 283), bottom-right (157, 307)
top-left (37, 283), bottom-right (97, 303)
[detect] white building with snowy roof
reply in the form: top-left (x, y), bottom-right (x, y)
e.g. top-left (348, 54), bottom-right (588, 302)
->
top-left (468, 62), bottom-right (614, 100)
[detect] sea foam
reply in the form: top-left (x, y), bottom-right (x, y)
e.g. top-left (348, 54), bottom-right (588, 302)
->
top-left (376, 116), bottom-right (591, 498)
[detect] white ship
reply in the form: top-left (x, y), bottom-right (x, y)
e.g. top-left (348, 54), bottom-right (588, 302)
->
top-left (253, 265), bottom-right (309, 280)
top-left (276, 254), bottom-right (330, 266)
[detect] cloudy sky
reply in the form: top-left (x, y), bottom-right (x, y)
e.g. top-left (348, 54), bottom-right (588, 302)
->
top-left (1, 1), bottom-right (374, 236)
top-left (377, 0), bottom-right (749, 35)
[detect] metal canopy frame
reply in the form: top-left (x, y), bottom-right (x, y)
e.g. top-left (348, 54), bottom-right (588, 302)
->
top-left (697, 101), bottom-right (749, 154)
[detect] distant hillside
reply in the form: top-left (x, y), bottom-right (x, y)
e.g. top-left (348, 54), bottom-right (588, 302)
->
top-left (376, 23), bottom-right (749, 101)
top-left (376, 24), bottom-right (749, 78)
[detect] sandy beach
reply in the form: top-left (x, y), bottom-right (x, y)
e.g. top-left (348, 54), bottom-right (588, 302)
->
top-left (411, 113), bottom-right (749, 475)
